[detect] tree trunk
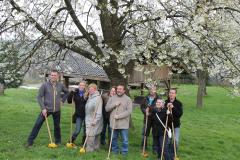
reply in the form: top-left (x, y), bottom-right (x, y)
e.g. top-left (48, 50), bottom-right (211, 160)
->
top-left (203, 84), bottom-right (207, 96)
top-left (0, 83), bottom-right (4, 95)
top-left (196, 69), bottom-right (207, 107)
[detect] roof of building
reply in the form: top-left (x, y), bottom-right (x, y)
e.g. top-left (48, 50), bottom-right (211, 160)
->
top-left (41, 52), bottom-right (110, 82)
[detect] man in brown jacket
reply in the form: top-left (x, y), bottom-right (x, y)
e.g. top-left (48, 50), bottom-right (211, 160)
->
top-left (105, 85), bottom-right (132, 155)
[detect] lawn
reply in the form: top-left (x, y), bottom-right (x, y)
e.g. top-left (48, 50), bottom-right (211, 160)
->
top-left (0, 84), bottom-right (239, 160)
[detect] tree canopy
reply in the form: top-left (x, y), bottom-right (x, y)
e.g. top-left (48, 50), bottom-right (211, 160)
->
top-left (1, 0), bottom-right (240, 93)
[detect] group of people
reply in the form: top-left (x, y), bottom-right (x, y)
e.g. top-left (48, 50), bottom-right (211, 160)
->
top-left (26, 70), bottom-right (132, 155)
top-left (140, 86), bottom-right (183, 160)
top-left (25, 70), bottom-right (183, 160)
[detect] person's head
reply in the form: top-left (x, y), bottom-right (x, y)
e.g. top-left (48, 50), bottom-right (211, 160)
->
top-left (156, 99), bottom-right (165, 109)
top-left (109, 86), bottom-right (116, 97)
top-left (78, 81), bottom-right (86, 91)
top-left (149, 85), bottom-right (157, 96)
top-left (50, 70), bottom-right (59, 83)
top-left (116, 85), bottom-right (126, 97)
top-left (88, 83), bottom-right (97, 95)
top-left (169, 89), bottom-right (177, 100)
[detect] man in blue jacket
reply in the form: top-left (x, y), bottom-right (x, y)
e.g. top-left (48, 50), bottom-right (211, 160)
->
top-left (26, 70), bottom-right (69, 147)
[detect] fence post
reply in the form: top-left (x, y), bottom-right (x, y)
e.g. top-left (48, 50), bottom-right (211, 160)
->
top-left (0, 83), bottom-right (4, 95)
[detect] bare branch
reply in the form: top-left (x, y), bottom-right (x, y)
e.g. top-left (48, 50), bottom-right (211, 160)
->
top-left (64, 0), bottom-right (104, 57)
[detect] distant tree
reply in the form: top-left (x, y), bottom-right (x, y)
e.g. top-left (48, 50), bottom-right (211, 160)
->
top-left (0, 42), bottom-right (24, 88)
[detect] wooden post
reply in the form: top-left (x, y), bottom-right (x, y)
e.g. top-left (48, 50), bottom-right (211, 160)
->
top-left (97, 80), bottom-right (101, 89)
top-left (0, 83), bottom-right (4, 95)
top-left (64, 76), bottom-right (69, 88)
top-left (140, 83), bottom-right (144, 95)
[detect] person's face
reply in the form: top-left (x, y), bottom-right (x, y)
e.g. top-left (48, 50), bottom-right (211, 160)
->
top-left (79, 82), bottom-right (86, 91)
top-left (50, 72), bottom-right (59, 82)
top-left (156, 99), bottom-right (164, 109)
top-left (169, 90), bottom-right (176, 100)
top-left (109, 88), bottom-right (116, 97)
top-left (88, 87), bottom-right (96, 95)
top-left (149, 86), bottom-right (157, 96)
top-left (116, 86), bottom-right (125, 96)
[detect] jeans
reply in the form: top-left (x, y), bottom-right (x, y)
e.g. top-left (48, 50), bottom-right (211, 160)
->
top-left (174, 127), bottom-right (180, 149)
top-left (168, 127), bottom-right (180, 159)
top-left (72, 117), bottom-right (86, 142)
top-left (111, 129), bottom-right (129, 155)
top-left (27, 111), bottom-right (61, 144)
top-left (100, 117), bottom-right (110, 145)
top-left (154, 135), bottom-right (170, 160)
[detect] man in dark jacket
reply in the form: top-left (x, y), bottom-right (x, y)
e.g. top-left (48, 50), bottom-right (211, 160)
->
top-left (67, 81), bottom-right (88, 144)
top-left (26, 70), bottom-right (69, 147)
top-left (165, 88), bottom-right (183, 158)
top-left (141, 85), bottom-right (159, 153)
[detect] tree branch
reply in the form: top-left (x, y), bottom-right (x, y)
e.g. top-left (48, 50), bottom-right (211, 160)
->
top-left (9, 0), bottom-right (95, 60)
top-left (64, 0), bottom-right (104, 57)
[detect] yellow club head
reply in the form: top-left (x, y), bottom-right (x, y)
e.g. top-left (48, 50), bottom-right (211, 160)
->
top-left (66, 143), bottom-right (76, 148)
top-left (79, 147), bottom-right (86, 154)
top-left (48, 143), bottom-right (58, 148)
top-left (142, 152), bottom-right (148, 157)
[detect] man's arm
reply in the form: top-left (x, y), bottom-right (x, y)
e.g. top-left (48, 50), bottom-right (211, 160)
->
top-left (115, 98), bottom-right (132, 119)
top-left (37, 84), bottom-right (47, 116)
top-left (67, 91), bottom-right (74, 104)
top-left (140, 98), bottom-right (147, 114)
top-left (172, 101), bottom-right (183, 118)
top-left (37, 84), bottom-right (46, 110)
top-left (105, 97), bottom-right (118, 112)
top-left (61, 84), bottom-right (69, 103)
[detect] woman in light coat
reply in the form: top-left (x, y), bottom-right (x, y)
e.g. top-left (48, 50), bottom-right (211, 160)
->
top-left (85, 83), bottom-right (103, 152)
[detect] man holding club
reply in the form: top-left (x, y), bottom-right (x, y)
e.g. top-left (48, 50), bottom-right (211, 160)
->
top-left (26, 70), bottom-right (69, 147)
top-left (140, 85), bottom-right (159, 154)
top-left (165, 88), bottom-right (183, 159)
top-left (105, 85), bottom-right (132, 156)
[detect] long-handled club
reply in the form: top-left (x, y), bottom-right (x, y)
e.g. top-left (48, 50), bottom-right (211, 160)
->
top-left (160, 110), bottom-right (169, 160)
top-left (106, 104), bottom-right (120, 160)
top-left (79, 91), bottom-right (103, 154)
top-left (45, 115), bottom-right (58, 148)
top-left (141, 114), bottom-right (149, 158)
top-left (66, 97), bottom-right (76, 148)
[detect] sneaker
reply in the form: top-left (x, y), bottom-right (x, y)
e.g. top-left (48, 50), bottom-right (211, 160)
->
top-left (25, 142), bottom-right (33, 148)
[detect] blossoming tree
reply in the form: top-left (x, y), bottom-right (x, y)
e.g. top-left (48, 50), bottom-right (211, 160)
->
top-left (1, 0), bottom-right (240, 106)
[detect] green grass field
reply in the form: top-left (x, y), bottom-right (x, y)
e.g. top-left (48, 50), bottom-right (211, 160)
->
top-left (0, 84), bottom-right (239, 160)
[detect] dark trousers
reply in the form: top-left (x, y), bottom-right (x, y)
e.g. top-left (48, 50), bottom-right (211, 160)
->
top-left (141, 116), bottom-right (155, 152)
top-left (27, 111), bottom-right (61, 144)
top-left (154, 135), bottom-right (170, 160)
top-left (100, 117), bottom-right (110, 145)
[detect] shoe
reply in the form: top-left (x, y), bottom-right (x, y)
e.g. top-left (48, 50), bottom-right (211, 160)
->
top-left (101, 141), bottom-right (106, 145)
top-left (25, 142), bottom-right (33, 148)
top-left (55, 142), bottom-right (61, 146)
